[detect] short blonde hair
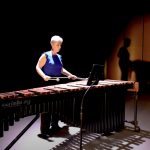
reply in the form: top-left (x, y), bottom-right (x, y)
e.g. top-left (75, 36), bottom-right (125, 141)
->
top-left (50, 35), bottom-right (63, 43)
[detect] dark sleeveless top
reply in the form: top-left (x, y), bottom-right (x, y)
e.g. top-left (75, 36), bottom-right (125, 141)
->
top-left (42, 51), bottom-right (63, 77)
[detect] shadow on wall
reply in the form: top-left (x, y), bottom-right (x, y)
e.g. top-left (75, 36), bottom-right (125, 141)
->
top-left (117, 37), bottom-right (131, 81)
top-left (117, 37), bottom-right (150, 91)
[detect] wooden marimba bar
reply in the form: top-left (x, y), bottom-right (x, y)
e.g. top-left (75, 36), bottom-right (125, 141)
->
top-left (0, 79), bottom-right (134, 138)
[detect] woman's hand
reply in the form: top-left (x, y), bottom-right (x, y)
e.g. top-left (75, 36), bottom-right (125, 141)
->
top-left (68, 74), bottom-right (78, 80)
top-left (43, 75), bottom-right (51, 81)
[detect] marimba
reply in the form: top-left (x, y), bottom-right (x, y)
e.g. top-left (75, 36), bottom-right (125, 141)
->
top-left (0, 79), bottom-right (134, 139)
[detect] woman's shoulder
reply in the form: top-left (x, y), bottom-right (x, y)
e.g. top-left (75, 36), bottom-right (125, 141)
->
top-left (57, 53), bottom-right (62, 57)
top-left (42, 51), bottom-right (51, 57)
top-left (44, 51), bottom-right (51, 55)
top-left (57, 53), bottom-right (62, 60)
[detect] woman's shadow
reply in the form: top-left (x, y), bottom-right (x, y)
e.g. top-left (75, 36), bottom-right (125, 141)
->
top-left (37, 125), bottom-right (71, 141)
top-left (117, 38), bottom-right (131, 80)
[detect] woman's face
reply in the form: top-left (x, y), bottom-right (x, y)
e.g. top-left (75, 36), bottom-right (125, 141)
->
top-left (51, 41), bottom-right (62, 54)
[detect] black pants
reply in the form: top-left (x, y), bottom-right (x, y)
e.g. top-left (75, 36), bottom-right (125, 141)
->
top-left (40, 112), bottom-right (59, 133)
top-left (39, 78), bottom-right (70, 133)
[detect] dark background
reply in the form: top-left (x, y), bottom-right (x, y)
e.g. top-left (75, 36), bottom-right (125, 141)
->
top-left (0, 2), bottom-right (149, 92)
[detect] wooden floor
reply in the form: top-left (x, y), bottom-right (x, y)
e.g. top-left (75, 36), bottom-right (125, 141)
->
top-left (0, 91), bottom-right (150, 150)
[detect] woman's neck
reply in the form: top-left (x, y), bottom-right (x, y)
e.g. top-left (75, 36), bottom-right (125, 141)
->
top-left (51, 50), bottom-right (57, 55)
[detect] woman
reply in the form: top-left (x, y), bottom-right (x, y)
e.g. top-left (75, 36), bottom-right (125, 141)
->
top-left (36, 35), bottom-right (77, 135)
